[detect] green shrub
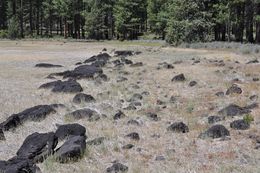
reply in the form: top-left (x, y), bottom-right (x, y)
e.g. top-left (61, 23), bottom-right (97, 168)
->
top-left (0, 30), bottom-right (8, 38)
top-left (243, 114), bottom-right (254, 124)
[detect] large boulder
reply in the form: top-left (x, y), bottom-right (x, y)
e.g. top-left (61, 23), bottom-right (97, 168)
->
top-left (0, 105), bottom-right (57, 131)
top-left (167, 122), bottom-right (189, 133)
top-left (0, 158), bottom-right (40, 173)
top-left (39, 79), bottom-right (83, 93)
top-left (17, 132), bottom-right (58, 162)
top-left (64, 65), bottom-right (103, 79)
top-left (66, 108), bottom-right (100, 121)
top-left (199, 125), bottom-right (230, 139)
top-left (55, 136), bottom-right (86, 163)
top-left (55, 123), bottom-right (86, 140)
top-left (73, 93), bottom-right (95, 104)
top-left (84, 53), bottom-right (111, 64)
top-left (230, 120), bottom-right (250, 130)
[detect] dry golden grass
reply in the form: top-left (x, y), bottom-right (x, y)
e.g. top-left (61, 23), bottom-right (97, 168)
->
top-left (0, 40), bottom-right (259, 173)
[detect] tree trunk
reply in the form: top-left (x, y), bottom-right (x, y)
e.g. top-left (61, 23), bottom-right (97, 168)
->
top-left (20, 0), bottom-right (24, 38)
top-left (256, 3), bottom-right (260, 43)
top-left (245, 0), bottom-right (254, 43)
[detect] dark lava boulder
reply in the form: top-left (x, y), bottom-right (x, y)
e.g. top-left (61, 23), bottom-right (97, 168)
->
top-left (84, 53), bottom-right (111, 64)
top-left (230, 120), bottom-right (250, 130)
top-left (52, 65), bottom-right (103, 79)
top-left (0, 105), bottom-right (57, 131)
top-left (208, 116), bottom-right (223, 124)
top-left (106, 162), bottom-right (128, 173)
top-left (226, 84), bottom-right (242, 95)
top-left (167, 122), bottom-right (189, 133)
top-left (55, 123), bottom-right (86, 140)
top-left (17, 132), bottom-right (58, 162)
top-left (125, 132), bottom-right (140, 141)
top-left (73, 93), bottom-right (96, 104)
top-left (55, 135), bottom-right (86, 163)
top-left (218, 104), bottom-right (251, 117)
top-left (199, 125), bottom-right (230, 139)
top-left (0, 158), bottom-right (40, 173)
top-left (35, 63), bottom-right (63, 68)
top-left (67, 108), bottom-right (100, 121)
top-left (172, 74), bottom-right (186, 82)
top-left (114, 50), bottom-right (134, 57)
top-left (86, 137), bottom-right (105, 146)
top-left (40, 79), bottom-right (83, 93)
top-left (0, 129), bottom-right (5, 140)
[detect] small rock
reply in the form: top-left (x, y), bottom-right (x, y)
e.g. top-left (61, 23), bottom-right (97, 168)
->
top-left (35, 63), bottom-right (63, 68)
top-left (167, 122), bottom-right (189, 133)
top-left (155, 155), bottom-right (166, 161)
top-left (122, 144), bottom-right (134, 150)
top-left (218, 104), bottom-right (251, 117)
top-left (189, 81), bottom-right (197, 87)
top-left (226, 84), bottom-right (242, 95)
top-left (147, 112), bottom-right (160, 121)
top-left (246, 59), bottom-right (259, 64)
top-left (130, 62), bottom-right (143, 67)
top-left (117, 77), bottom-right (128, 83)
top-left (73, 93), bottom-right (96, 104)
top-left (230, 120), bottom-right (250, 130)
top-left (127, 119), bottom-right (141, 126)
top-left (172, 74), bottom-right (185, 82)
top-left (106, 162), bottom-right (128, 173)
top-left (249, 95), bottom-right (258, 101)
top-left (125, 132), bottom-right (140, 141)
top-left (215, 92), bottom-right (225, 97)
top-left (114, 111), bottom-right (126, 120)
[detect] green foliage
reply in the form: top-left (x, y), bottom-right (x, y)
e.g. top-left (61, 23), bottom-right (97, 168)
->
top-left (166, 0), bottom-right (213, 45)
top-left (243, 114), bottom-right (254, 124)
top-left (0, 30), bottom-right (8, 38)
top-left (7, 17), bottom-right (19, 39)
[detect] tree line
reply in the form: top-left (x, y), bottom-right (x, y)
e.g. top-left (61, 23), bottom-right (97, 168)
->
top-left (0, 0), bottom-right (260, 44)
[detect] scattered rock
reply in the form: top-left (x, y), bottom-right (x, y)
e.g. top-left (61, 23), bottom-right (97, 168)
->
top-left (67, 108), bottom-right (100, 121)
top-left (86, 137), bottom-right (105, 146)
top-left (226, 84), bottom-right (242, 95)
top-left (218, 104), bottom-right (251, 117)
top-left (127, 119), bottom-right (141, 126)
top-left (169, 96), bottom-right (177, 103)
top-left (55, 123), bottom-right (86, 140)
top-left (246, 59), bottom-right (259, 64)
top-left (39, 79), bottom-right (83, 93)
top-left (17, 132), bottom-right (58, 162)
top-left (215, 92), bottom-right (225, 97)
top-left (117, 76), bottom-right (128, 83)
top-left (128, 93), bottom-right (143, 102)
top-left (114, 50), bottom-right (134, 57)
top-left (199, 125), bottom-right (230, 139)
top-left (249, 95), bottom-right (258, 101)
top-left (84, 53), bottom-right (111, 64)
top-left (55, 136), bottom-right (86, 163)
top-left (125, 132), bottom-right (140, 141)
top-left (0, 105), bottom-right (57, 131)
top-left (106, 162), bottom-right (128, 173)
top-left (147, 112), bottom-right (160, 121)
top-left (155, 155), bottom-right (166, 161)
top-left (130, 62), bottom-right (143, 67)
top-left (208, 116), bottom-right (223, 124)
top-left (35, 63), bottom-right (63, 68)
top-left (230, 120), bottom-right (250, 130)
top-left (73, 93), bottom-right (96, 104)
top-left (189, 81), bottom-right (197, 87)
top-left (114, 111), bottom-right (126, 120)
top-left (122, 144), bottom-right (134, 150)
top-left (172, 74), bottom-right (185, 82)
top-left (167, 122), bottom-right (189, 133)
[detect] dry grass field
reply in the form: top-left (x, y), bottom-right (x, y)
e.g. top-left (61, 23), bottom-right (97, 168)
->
top-left (0, 40), bottom-right (259, 173)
